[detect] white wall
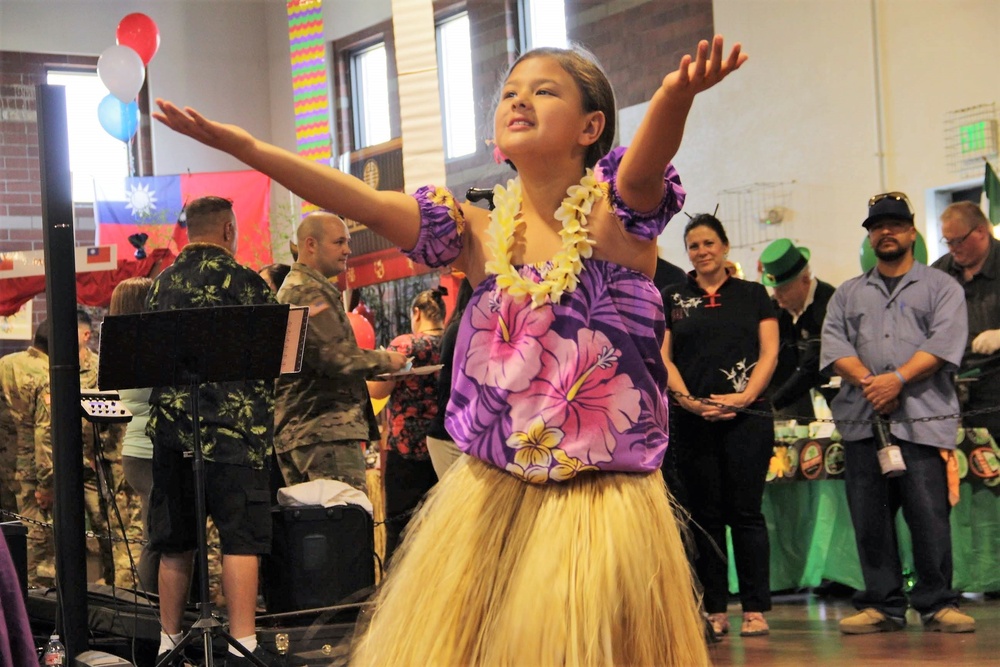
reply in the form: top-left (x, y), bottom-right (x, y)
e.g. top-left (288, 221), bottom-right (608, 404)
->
top-left (669, 0), bottom-right (1000, 285)
top-left (322, 0), bottom-right (390, 41)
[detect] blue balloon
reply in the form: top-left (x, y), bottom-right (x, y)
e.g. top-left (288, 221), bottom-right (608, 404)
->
top-left (97, 94), bottom-right (139, 142)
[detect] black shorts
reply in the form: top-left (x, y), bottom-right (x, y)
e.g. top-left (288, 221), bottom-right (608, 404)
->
top-left (148, 447), bottom-right (272, 556)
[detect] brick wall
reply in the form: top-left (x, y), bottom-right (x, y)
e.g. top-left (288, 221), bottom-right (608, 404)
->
top-left (0, 51), bottom-right (152, 356)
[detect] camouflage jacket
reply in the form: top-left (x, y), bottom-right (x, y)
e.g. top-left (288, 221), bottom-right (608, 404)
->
top-left (273, 262), bottom-right (396, 452)
top-left (0, 347), bottom-right (50, 487)
top-left (79, 348), bottom-right (125, 475)
top-left (145, 243), bottom-right (276, 469)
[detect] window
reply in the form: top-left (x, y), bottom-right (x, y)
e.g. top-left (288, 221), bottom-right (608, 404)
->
top-left (46, 70), bottom-right (131, 204)
top-left (519, 0), bottom-right (568, 50)
top-left (351, 43), bottom-right (391, 148)
top-left (437, 13), bottom-right (476, 159)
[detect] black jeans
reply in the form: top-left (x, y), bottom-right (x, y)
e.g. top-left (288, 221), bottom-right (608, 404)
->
top-left (844, 438), bottom-right (958, 618)
top-left (670, 409), bottom-right (773, 614)
top-left (383, 449), bottom-right (437, 564)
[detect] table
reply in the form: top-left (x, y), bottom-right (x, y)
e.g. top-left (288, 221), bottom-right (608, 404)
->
top-left (726, 428), bottom-right (1000, 593)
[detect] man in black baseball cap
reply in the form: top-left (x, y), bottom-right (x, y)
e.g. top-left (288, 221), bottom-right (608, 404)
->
top-left (862, 192), bottom-right (917, 266)
top-left (821, 189), bottom-right (975, 635)
top-left (862, 191), bottom-right (914, 229)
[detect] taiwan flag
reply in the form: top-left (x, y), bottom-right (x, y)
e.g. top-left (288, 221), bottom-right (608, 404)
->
top-left (93, 170), bottom-right (273, 268)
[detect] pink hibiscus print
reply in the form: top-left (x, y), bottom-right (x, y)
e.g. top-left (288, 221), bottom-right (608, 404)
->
top-left (464, 289), bottom-right (555, 393)
top-left (509, 328), bottom-right (641, 464)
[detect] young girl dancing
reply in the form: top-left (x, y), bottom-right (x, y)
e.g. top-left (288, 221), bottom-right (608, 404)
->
top-left (155, 35), bottom-right (745, 666)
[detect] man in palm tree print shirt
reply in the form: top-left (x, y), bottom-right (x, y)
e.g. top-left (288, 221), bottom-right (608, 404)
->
top-left (144, 196), bottom-right (276, 662)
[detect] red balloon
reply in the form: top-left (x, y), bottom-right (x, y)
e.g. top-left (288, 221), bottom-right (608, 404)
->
top-left (116, 13), bottom-right (160, 66)
top-left (347, 311), bottom-right (375, 350)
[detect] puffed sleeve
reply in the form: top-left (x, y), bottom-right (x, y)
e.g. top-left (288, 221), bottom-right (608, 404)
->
top-left (594, 146), bottom-right (686, 240)
top-left (402, 185), bottom-right (466, 268)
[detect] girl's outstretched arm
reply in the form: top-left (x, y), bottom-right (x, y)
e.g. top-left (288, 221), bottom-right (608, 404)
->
top-left (154, 100), bottom-right (421, 250)
top-left (617, 35), bottom-right (747, 212)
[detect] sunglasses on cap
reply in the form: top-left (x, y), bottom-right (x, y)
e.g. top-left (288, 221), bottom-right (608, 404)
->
top-left (868, 191), bottom-right (913, 211)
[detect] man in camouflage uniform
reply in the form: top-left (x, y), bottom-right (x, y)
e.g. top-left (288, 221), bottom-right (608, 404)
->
top-left (274, 212), bottom-right (407, 491)
top-left (34, 310), bottom-right (126, 586)
top-left (77, 309), bottom-right (125, 585)
top-left (80, 310), bottom-right (139, 590)
top-left (144, 196), bottom-right (276, 662)
top-left (0, 320), bottom-right (54, 587)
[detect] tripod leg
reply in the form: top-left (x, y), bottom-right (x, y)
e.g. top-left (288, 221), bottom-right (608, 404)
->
top-left (155, 627), bottom-right (199, 667)
top-left (216, 628), bottom-right (269, 667)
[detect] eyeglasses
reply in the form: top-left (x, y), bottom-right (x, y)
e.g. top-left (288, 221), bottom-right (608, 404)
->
top-left (941, 227), bottom-right (976, 248)
top-left (869, 191), bottom-right (913, 211)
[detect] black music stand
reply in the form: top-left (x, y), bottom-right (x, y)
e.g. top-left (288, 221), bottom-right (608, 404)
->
top-left (100, 304), bottom-right (293, 667)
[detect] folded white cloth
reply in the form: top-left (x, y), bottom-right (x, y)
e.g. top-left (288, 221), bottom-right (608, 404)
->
top-left (276, 479), bottom-right (374, 516)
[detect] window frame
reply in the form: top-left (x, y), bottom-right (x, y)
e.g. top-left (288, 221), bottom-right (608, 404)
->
top-left (435, 11), bottom-right (477, 160)
top-left (518, 0), bottom-right (568, 52)
top-left (349, 41), bottom-right (392, 150)
top-left (45, 63), bottom-right (152, 204)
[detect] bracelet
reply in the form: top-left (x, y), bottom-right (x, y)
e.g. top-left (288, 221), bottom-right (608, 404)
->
top-left (893, 370), bottom-right (906, 385)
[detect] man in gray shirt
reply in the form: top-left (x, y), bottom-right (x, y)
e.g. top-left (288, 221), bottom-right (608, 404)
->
top-left (821, 192), bottom-right (974, 635)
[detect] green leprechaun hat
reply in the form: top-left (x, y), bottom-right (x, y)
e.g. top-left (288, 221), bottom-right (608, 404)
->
top-left (760, 238), bottom-right (810, 287)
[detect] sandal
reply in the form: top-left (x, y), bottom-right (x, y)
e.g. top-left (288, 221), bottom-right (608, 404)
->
top-left (707, 612), bottom-right (730, 637)
top-left (741, 611), bottom-right (770, 636)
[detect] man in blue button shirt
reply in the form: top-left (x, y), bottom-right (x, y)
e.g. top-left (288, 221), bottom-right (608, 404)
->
top-left (821, 192), bottom-right (975, 635)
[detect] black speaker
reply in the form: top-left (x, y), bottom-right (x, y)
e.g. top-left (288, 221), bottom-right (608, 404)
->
top-left (264, 505), bottom-right (375, 613)
top-left (2, 521), bottom-right (27, 601)
top-left (74, 650), bottom-right (133, 666)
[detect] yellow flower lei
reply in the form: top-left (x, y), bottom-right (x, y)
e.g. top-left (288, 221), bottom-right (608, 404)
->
top-left (484, 170), bottom-right (603, 308)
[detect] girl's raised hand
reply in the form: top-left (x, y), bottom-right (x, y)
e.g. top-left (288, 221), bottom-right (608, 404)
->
top-left (663, 35), bottom-right (746, 97)
top-left (153, 99), bottom-right (255, 156)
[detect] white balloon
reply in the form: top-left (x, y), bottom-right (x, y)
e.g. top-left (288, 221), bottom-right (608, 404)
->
top-left (97, 44), bottom-right (145, 103)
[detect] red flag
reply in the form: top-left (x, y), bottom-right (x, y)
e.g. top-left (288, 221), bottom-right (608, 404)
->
top-left (181, 171), bottom-right (272, 268)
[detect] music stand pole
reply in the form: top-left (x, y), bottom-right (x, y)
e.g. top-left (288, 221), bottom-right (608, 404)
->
top-left (98, 305), bottom-right (295, 667)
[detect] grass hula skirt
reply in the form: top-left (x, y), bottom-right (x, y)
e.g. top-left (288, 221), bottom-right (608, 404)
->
top-left (352, 456), bottom-right (709, 666)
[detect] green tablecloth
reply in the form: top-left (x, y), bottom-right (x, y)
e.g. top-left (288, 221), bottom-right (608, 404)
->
top-left (726, 431), bottom-right (1000, 593)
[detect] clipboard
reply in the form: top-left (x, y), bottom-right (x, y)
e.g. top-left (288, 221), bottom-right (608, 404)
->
top-left (376, 363), bottom-right (444, 379)
top-left (281, 305), bottom-right (310, 374)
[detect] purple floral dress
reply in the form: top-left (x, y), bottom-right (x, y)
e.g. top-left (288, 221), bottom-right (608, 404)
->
top-left (403, 147), bottom-right (685, 483)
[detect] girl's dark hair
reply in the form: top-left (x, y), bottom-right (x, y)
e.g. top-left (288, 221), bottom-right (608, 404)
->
top-left (500, 46), bottom-right (616, 169)
top-left (109, 277), bottom-right (153, 316)
top-left (412, 287), bottom-right (447, 324)
top-left (260, 263), bottom-right (291, 293)
top-left (683, 213), bottom-right (730, 246)
top-left (446, 278), bottom-right (474, 327)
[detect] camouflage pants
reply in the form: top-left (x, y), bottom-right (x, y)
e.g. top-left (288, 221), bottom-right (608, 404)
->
top-left (277, 440), bottom-right (368, 493)
top-left (13, 478), bottom-right (53, 588)
top-left (84, 474), bottom-right (117, 585)
top-left (0, 446), bottom-right (17, 513)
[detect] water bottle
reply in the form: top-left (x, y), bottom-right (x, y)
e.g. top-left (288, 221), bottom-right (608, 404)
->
top-left (872, 414), bottom-right (907, 477)
top-left (41, 633), bottom-right (66, 666)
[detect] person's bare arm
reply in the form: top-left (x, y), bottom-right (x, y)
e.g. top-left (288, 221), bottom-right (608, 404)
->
top-left (617, 36), bottom-right (746, 212)
top-left (154, 101), bottom-right (422, 251)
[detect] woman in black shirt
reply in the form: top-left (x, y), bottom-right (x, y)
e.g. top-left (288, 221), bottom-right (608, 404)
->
top-left (661, 214), bottom-right (778, 638)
